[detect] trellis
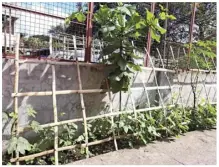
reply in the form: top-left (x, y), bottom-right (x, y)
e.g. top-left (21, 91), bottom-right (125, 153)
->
top-left (10, 34), bottom-right (216, 165)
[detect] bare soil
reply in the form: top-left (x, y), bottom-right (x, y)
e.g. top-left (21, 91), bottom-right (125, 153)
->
top-left (68, 129), bottom-right (216, 165)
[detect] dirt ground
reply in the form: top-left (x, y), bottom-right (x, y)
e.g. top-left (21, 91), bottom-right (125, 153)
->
top-left (68, 129), bottom-right (216, 165)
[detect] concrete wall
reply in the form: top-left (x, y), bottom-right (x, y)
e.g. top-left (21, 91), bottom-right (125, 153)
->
top-left (2, 58), bottom-right (216, 151)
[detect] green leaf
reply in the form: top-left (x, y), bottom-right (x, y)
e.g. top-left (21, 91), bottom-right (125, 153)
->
top-left (7, 137), bottom-right (18, 154)
top-left (76, 135), bottom-right (84, 142)
top-left (150, 29), bottom-right (160, 42)
top-left (65, 17), bottom-right (70, 25)
top-left (168, 15), bottom-right (176, 20)
top-left (102, 26), bottom-right (116, 33)
top-left (128, 141), bottom-right (133, 148)
top-left (117, 58), bottom-right (127, 71)
top-left (31, 120), bottom-right (43, 133)
top-left (102, 43), bottom-right (120, 55)
top-left (80, 147), bottom-right (85, 154)
top-left (17, 137), bottom-right (31, 155)
top-left (128, 63), bottom-right (142, 72)
top-left (117, 14), bottom-right (126, 27)
top-left (119, 121), bottom-right (125, 128)
top-left (123, 126), bottom-right (129, 133)
top-left (75, 12), bottom-right (86, 22)
top-left (159, 12), bottom-right (166, 20)
top-left (27, 106), bottom-right (37, 118)
top-left (146, 10), bottom-right (154, 22)
top-left (9, 112), bottom-right (18, 119)
top-left (117, 6), bottom-right (131, 16)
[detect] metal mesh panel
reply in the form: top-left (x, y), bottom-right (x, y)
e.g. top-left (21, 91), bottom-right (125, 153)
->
top-left (2, 2), bottom-right (87, 58)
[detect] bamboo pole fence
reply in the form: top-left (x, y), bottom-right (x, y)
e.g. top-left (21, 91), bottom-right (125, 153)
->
top-left (8, 35), bottom-right (217, 164)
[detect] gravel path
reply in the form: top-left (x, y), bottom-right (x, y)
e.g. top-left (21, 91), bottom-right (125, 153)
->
top-left (68, 129), bottom-right (216, 165)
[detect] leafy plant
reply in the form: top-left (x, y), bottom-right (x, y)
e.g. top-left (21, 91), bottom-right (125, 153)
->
top-left (179, 40), bottom-right (216, 69)
top-left (66, 3), bottom-right (175, 93)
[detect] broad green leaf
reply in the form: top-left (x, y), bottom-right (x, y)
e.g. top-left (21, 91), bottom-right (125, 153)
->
top-left (31, 120), bottom-right (43, 133)
top-left (119, 121), bottom-right (125, 128)
top-left (117, 6), bottom-right (131, 16)
top-left (123, 126), bottom-right (129, 133)
top-left (102, 26), bottom-right (116, 33)
top-left (17, 137), bottom-right (31, 155)
top-left (128, 63), bottom-right (142, 72)
top-left (7, 137), bottom-right (18, 154)
top-left (76, 135), bottom-right (85, 142)
top-left (75, 12), bottom-right (86, 22)
top-left (150, 29), bottom-right (160, 42)
top-left (159, 12), bottom-right (166, 20)
top-left (146, 10), bottom-right (154, 22)
top-left (117, 14), bottom-right (126, 27)
top-left (117, 58), bottom-right (127, 71)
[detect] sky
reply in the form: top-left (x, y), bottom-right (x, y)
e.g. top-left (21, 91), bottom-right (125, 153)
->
top-left (3, 2), bottom-right (87, 37)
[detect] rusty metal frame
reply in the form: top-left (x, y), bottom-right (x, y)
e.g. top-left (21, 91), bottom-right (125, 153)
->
top-left (187, 2), bottom-right (197, 69)
top-left (85, 2), bottom-right (94, 62)
top-left (145, 2), bottom-right (156, 67)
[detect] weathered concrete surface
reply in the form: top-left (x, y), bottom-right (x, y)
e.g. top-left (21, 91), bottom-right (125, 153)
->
top-left (2, 58), bottom-right (217, 152)
top-left (69, 129), bottom-right (216, 165)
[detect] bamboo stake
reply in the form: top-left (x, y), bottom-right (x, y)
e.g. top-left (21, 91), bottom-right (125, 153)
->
top-left (105, 79), bottom-right (118, 151)
top-left (12, 86), bottom-right (182, 97)
top-left (14, 34), bottom-right (20, 165)
top-left (52, 65), bottom-right (59, 165)
top-left (130, 93), bottom-right (137, 119)
top-left (157, 47), bottom-right (174, 105)
top-left (19, 104), bottom-right (175, 134)
top-left (10, 150), bottom-right (55, 163)
top-left (193, 53), bottom-right (210, 104)
top-left (10, 133), bottom-right (132, 163)
top-left (202, 53), bottom-right (217, 103)
top-left (169, 46), bottom-right (186, 114)
top-left (145, 48), bottom-right (168, 136)
top-left (76, 60), bottom-right (89, 158)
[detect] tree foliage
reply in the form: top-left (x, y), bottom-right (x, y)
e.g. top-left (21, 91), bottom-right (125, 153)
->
top-left (66, 3), bottom-right (175, 93)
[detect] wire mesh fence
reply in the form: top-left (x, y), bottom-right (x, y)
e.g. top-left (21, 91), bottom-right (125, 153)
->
top-left (2, 2), bottom-right (87, 58)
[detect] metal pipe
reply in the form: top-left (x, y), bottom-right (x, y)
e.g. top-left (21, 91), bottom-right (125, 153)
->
top-left (85, 2), bottom-right (94, 62)
top-left (163, 2), bottom-right (168, 67)
top-left (187, 2), bottom-right (197, 69)
top-left (9, 8), bottom-right (12, 52)
top-left (145, 2), bottom-right (156, 67)
top-left (4, 10), bottom-right (7, 54)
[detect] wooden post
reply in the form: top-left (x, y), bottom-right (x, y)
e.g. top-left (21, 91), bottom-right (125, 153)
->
top-left (14, 33), bottom-right (20, 165)
top-left (76, 60), bottom-right (89, 158)
top-left (52, 65), bottom-right (58, 165)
